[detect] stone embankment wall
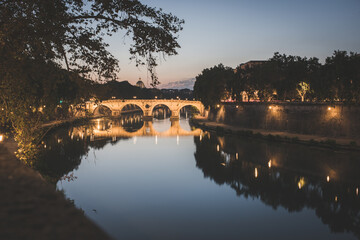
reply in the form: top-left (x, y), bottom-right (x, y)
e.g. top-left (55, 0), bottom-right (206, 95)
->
top-left (208, 103), bottom-right (360, 139)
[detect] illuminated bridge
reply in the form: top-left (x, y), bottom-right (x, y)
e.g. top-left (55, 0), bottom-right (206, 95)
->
top-left (85, 99), bottom-right (205, 119)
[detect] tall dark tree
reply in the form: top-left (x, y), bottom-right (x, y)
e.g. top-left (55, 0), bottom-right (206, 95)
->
top-left (194, 64), bottom-right (234, 107)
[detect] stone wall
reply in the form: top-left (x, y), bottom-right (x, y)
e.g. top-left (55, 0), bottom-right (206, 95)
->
top-left (208, 103), bottom-right (360, 139)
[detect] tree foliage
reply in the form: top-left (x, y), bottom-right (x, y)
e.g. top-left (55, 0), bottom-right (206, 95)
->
top-left (195, 51), bottom-right (360, 105)
top-left (194, 64), bottom-right (234, 107)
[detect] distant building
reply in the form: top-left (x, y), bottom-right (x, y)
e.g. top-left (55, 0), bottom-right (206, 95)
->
top-left (136, 78), bottom-right (146, 88)
top-left (237, 60), bottom-right (267, 71)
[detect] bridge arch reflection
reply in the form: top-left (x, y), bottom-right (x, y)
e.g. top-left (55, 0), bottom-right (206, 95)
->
top-left (72, 117), bottom-right (202, 141)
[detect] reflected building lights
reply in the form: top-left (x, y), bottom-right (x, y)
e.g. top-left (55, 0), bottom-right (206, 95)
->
top-left (155, 135), bottom-right (158, 145)
top-left (327, 176), bottom-right (330, 182)
top-left (268, 160), bottom-right (272, 168)
top-left (133, 136), bottom-right (137, 145)
top-left (236, 153), bottom-right (238, 160)
top-left (356, 188), bottom-right (359, 196)
top-left (298, 177), bottom-right (305, 189)
top-left (0, 135), bottom-right (3, 142)
top-left (217, 145), bottom-right (220, 152)
top-left (177, 135), bottom-right (179, 145)
top-left (254, 168), bottom-right (258, 178)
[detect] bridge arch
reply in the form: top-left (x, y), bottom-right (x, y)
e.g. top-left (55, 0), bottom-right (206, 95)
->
top-left (93, 105), bottom-right (113, 117)
top-left (119, 103), bottom-right (144, 116)
top-left (151, 104), bottom-right (171, 119)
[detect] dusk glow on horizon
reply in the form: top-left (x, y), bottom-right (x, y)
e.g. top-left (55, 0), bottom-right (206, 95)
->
top-left (108, 0), bottom-right (360, 87)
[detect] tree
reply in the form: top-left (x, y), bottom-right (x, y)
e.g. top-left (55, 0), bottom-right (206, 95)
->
top-left (194, 64), bottom-right (234, 107)
top-left (296, 82), bottom-right (310, 102)
top-left (0, 0), bottom-right (184, 163)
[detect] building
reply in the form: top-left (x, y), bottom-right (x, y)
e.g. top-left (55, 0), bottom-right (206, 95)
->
top-left (135, 78), bottom-right (146, 88)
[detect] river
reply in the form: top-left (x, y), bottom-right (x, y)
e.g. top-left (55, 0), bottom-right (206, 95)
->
top-left (36, 113), bottom-right (360, 240)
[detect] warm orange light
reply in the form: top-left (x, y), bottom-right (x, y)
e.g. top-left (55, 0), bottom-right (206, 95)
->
top-left (216, 104), bottom-right (220, 108)
top-left (328, 107), bottom-right (332, 111)
top-left (133, 96), bottom-right (137, 99)
top-left (298, 177), bottom-right (305, 189)
top-left (268, 106), bottom-right (272, 109)
top-left (236, 153), bottom-right (238, 160)
top-left (217, 145), bottom-right (220, 152)
top-left (221, 163), bottom-right (226, 166)
top-left (0, 135), bottom-right (3, 142)
top-left (356, 188), bottom-right (359, 196)
top-left (236, 105), bottom-right (239, 108)
top-left (155, 96), bottom-right (158, 99)
top-left (268, 160), bottom-right (272, 168)
top-left (254, 168), bottom-right (258, 178)
top-left (335, 196), bottom-right (338, 202)
top-left (327, 176), bottom-right (330, 182)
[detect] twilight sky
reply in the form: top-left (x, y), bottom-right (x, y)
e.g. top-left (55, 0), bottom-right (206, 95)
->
top-left (106, 0), bottom-right (360, 87)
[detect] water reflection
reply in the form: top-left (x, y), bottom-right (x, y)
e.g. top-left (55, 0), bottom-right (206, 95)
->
top-left (36, 114), bottom-right (201, 184)
top-left (35, 115), bottom-right (360, 239)
top-left (194, 133), bottom-right (360, 238)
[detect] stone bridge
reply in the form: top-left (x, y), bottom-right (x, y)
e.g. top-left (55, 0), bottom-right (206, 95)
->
top-left (85, 99), bottom-right (205, 119)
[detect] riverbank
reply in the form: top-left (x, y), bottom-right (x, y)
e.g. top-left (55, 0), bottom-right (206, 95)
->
top-left (0, 118), bottom-right (110, 239)
top-left (193, 116), bottom-right (360, 151)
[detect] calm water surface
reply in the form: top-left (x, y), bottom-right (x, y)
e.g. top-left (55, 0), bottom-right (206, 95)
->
top-left (38, 114), bottom-right (360, 240)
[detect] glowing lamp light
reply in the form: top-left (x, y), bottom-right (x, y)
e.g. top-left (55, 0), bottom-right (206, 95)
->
top-left (335, 196), bottom-right (338, 202)
top-left (133, 96), bottom-right (137, 99)
top-left (236, 153), bottom-right (238, 160)
top-left (216, 104), bottom-right (220, 108)
top-left (326, 176), bottom-right (330, 182)
top-left (268, 106), bottom-right (272, 109)
top-left (236, 105), bottom-right (239, 108)
top-left (268, 160), bottom-right (272, 168)
top-left (254, 168), bottom-right (258, 178)
top-left (155, 96), bottom-right (158, 99)
top-left (356, 188), bottom-right (359, 196)
top-left (328, 107), bottom-right (332, 111)
top-left (217, 145), bottom-right (220, 152)
top-left (0, 135), bottom-right (3, 142)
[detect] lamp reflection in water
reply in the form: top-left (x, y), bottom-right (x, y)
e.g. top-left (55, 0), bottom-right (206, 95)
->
top-left (298, 177), bottom-right (305, 189)
top-left (327, 176), bottom-right (330, 182)
top-left (254, 168), bottom-right (258, 178)
top-left (0, 135), bottom-right (3, 142)
top-left (268, 160), bottom-right (272, 168)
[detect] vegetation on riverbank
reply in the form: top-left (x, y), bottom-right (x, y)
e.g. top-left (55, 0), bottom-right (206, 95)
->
top-left (194, 51), bottom-right (360, 107)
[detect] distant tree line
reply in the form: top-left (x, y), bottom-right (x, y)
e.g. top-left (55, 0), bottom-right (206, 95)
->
top-left (194, 51), bottom-right (360, 107)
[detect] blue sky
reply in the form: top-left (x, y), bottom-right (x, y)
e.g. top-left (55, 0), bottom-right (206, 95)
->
top-left (107, 0), bottom-right (360, 86)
